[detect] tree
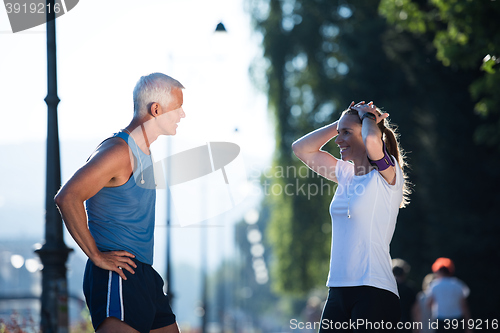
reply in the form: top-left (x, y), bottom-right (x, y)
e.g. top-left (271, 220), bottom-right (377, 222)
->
top-left (379, 0), bottom-right (500, 149)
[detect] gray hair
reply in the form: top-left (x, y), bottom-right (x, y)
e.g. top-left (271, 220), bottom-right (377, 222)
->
top-left (132, 73), bottom-right (184, 117)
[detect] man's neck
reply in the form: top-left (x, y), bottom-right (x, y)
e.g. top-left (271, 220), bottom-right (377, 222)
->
top-left (125, 118), bottom-right (158, 154)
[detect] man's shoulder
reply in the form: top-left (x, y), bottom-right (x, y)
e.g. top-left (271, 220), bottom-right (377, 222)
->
top-left (82, 135), bottom-right (133, 186)
top-left (90, 136), bottom-right (131, 162)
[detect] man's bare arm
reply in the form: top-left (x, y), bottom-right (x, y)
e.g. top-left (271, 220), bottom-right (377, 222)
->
top-left (55, 138), bottom-right (137, 280)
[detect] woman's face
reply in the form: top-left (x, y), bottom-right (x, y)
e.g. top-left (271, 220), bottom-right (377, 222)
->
top-left (335, 114), bottom-right (365, 162)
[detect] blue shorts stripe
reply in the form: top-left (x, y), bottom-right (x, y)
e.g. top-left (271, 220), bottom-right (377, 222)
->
top-left (107, 271), bottom-right (123, 320)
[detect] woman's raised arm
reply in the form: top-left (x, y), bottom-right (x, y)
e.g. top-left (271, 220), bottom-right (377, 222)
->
top-left (292, 119), bottom-right (341, 183)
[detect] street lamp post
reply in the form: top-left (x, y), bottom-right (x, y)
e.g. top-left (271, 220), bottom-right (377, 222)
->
top-left (200, 21), bottom-right (228, 333)
top-left (35, 1), bottom-right (72, 332)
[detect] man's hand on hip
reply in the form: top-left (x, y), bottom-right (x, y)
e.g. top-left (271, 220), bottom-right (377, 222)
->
top-left (93, 251), bottom-right (137, 280)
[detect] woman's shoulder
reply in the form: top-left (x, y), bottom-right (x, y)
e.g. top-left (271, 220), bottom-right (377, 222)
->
top-left (335, 159), bottom-right (354, 183)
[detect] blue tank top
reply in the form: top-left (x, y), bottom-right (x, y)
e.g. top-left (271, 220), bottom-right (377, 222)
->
top-left (86, 131), bottom-right (156, 265)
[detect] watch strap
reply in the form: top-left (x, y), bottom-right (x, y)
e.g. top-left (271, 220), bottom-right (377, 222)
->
top-left (361, 112), bottom-right (377, 122)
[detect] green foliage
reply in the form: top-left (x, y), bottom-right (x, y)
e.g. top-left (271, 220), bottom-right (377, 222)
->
top-left (480, 54), bottom-right (498, 74)
top-left (266, 167), bottom-right (333, 294)
top-left (379, 0), bottom-right (500, 148)
top-left (378, 0), bottom-right (428, 33)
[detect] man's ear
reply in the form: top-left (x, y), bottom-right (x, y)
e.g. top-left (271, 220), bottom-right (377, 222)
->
top-left (150, 102), bottom-right (160, 117)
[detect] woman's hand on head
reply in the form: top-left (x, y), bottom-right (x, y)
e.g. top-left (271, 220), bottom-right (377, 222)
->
top-left (350, 101), bottom-right (389, 124)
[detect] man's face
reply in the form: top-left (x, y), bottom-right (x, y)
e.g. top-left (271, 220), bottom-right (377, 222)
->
top-left (158, 88), bottom-right (185, 135)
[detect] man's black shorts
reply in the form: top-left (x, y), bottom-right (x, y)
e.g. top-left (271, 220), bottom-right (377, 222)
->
top-left (83, 258), bottom-right (176, 333)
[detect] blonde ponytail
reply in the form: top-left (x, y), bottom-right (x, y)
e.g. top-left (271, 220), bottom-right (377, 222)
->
top-left (379, 120), bottom-right (411, 208)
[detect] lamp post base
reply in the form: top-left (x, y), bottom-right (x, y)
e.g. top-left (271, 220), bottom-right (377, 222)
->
top-left (36, 244), bottom-right (73, 333)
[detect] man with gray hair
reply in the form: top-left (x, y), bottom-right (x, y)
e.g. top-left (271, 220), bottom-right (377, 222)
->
top-left (55, 73), bottom-right (185, 333)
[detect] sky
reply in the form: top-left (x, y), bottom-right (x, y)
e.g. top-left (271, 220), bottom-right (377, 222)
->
top-left (0, 0), bottom-right (274, 326)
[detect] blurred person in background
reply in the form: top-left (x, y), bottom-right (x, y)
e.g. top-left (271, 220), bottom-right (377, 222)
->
top-left (301, 295), bottom-right (325, 333)
top-left (427, 258), bottom-right (471, 333)
top-left (414, 273), bottom-right (436, 333)
top-left (392, 258), bottom-right (418, 332)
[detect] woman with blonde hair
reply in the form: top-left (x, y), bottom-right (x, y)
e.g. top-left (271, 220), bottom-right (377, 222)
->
top-left (292, 101), bottom-right (410, 332)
